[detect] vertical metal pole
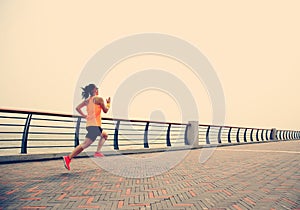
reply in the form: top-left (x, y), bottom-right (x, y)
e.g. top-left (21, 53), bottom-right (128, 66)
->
top-left (279, 130), bottom-right (282, 140)
top-left (74, 117), bottom-right (81, 147)
top-left (236, 128), bottom-right (240, 143)
top-left (206, 126), bottom-right (211, 144)
top-left (217, 127), bottom-right (222, 144)
top-left (250, 129), bottom-right (254, 142)
top-left (114, 120), bottom-right (120, 150)
top-left (293, 131), bottom-right (296, 139)
top-left (294, 131), bottom-right (296, 139)
top-left (266, 130), bottom-right (269, 141)
top-left (256, 129), bottom-right (259, 141)
top-left (244, 128), bottom-right (248, 142)
top-left (184, 124), bottom-right (189, 145)
top-left (228, 127), bottom-right (232, 143)
top-left (166, 124), bottom-right (171, 147)
top-left (270, 128), bottom-right (277, 141)
top-left (261, 130), bottom-right (264, 141)
top-left (144, 122), bottom-right (149, 148)
top-left (21, 113), bottom-right (32, 154)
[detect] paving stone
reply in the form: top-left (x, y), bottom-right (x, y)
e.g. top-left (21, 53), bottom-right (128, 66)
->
top-left (0, 141), bottom-right (299, 209)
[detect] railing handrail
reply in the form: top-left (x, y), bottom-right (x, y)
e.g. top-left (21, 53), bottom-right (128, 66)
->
top-left (2, 108), bottom-right (290, 131)
top-left (0, 108), bottom-right (187, 126)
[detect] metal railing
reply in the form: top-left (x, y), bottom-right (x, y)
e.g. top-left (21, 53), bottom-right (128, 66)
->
top-left (0, 109), bottom-right (187, 154)
top-left (0, 108), bottom-right (299, 154)
top-left (198, 124), bottom-right (298, 144)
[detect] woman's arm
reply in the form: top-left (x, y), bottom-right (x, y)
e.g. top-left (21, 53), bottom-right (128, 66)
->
top-left (76, 100), bottom-right (88, 118)
top-left (94, 97), bottom-right (110, 113)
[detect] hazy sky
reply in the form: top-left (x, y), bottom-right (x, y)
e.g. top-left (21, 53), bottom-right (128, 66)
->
top-left (0, 0), bottom-right (299, 131)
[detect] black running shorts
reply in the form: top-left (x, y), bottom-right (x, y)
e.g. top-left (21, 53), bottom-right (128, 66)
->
top-left (86, 126), bottom-right (103, 141)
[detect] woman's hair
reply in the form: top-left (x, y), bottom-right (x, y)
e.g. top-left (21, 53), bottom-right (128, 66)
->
top-left (81, 84), bottom-right (97, 99)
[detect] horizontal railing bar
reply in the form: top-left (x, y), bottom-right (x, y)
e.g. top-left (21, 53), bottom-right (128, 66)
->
top-left (0, 139), bottom-right (21, 141)
top-left (1, 108), bottom-right (296, 132)
top-left (0, 147), bottom-right (21, 149)
top-left (26, 139), bottom-right (73, 141)
top-left (30, 125), bottom-right (76, 129)
top-left (0, 115), bottom-right (27, 120)
top-left (31, 117), bottom-right (75, 123)
top-left (105, 117), bottom-right (188, 126)
top-left (0, 132), bottom-right (24, 134)
top-left (0, 124), bottom-right (25, 127)
top-left (27, 145), bottom-right (74, 148)
top-left (198, 124), bottom-right (273, 131)
top-left (118, 129), bottom-right (145, 132)
top-left (0, 108), bottom-right (78, 118)
top-left (1, 108), bottom-right (188, 126)
top-left (28, 132), bottom-right (74, 135)
top-left (117, 144), bottom-right (144, 146)
top-left (101, 122), bottom-right (117, 126)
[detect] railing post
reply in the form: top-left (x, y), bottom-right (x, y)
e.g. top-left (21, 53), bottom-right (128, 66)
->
top-left (217, 127), bottom-right (222, 144)
top-left (206, 126), bottom-right (211, 144)
top-left (270, 128), bottom-right (277, 141)
top-left (236, 128), bottom-right (240, 143)
top-left (166, 124), bottom-right (171, 147)
top-left (256, 129), bottom-right (259, 141)
top-left (294, 131), bottom-right (297, 139)
top-left (293, 131), bottom-right (296, 139)
top-left (21, 113), bottom-right (32, 154)
top-left (244, 128), bottom-right (248, 142)
top-left (186, 121), bottom-right (199, 147)
top-left (266, 130), bottom-right (269, 141)
top-left (250, 129), bottom-right (254, 142)
top-left (144, 122), bottom-right (149, 148)
top-left (261, 130), bottom-right (264, 141)
top-left (279, 130), bottom-right (283, 140)
top-left (114, 120), bottom-right (120, 150)
top-left (74, 117), bottom-right (81, 147)
top-left (184, 124), bottom-right (189, 145)
top-left (228, 127), bottom-right (232, 143)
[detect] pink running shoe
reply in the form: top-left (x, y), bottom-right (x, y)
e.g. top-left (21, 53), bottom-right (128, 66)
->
top-left (94, 152), bottom-right (104, 158)
top-left (63, 156), bottom-right (71, 170)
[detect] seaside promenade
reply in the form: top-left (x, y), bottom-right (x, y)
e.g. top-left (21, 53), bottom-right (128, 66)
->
top-left (0, 140), bottom-right (299, 210)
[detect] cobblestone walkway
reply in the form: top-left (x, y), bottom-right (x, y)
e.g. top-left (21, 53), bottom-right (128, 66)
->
top-left (0, 141), bottom-right (299, 209)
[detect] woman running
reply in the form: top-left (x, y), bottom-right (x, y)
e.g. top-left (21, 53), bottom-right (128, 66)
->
top-left (63, 83), bottom-right (111, 170)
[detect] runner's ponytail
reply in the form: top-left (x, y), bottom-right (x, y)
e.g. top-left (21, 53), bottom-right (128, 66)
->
top-left (81, 84), bottom-right (97, 99)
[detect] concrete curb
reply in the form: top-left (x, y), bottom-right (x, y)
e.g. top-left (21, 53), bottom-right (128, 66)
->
top-left (0, 140), bottom-right (293, 164)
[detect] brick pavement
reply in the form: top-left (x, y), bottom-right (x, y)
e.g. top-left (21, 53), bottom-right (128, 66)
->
top-left (0, 141), bottom-right (299, 210)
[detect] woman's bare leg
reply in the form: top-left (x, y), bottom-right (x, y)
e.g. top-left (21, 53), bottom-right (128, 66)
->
top-left (96, 131), bottom-right (108, 153)
top-left (69, 138), bottom-right (93, 159)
